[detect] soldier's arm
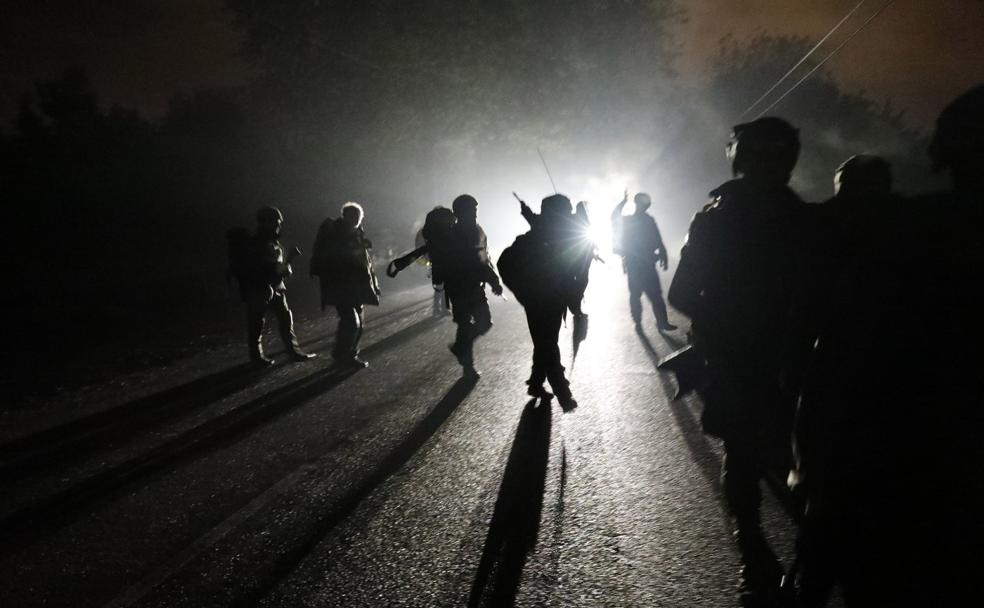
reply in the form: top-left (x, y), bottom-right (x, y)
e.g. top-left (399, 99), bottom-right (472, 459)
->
top-left (610, 190), bottom-right (628, 224)
top-left (653, 221), bottom-right (669, 269)
top-left (667, 210), bottom-right (713, 319)
top-left (520, 201), bottom-right (537, 227)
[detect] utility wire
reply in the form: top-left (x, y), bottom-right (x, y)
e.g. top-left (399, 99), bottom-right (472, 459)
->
top-left (754, 0), bottom-right (897, 118)
top-left (738, 0), bottom-right (868, 120)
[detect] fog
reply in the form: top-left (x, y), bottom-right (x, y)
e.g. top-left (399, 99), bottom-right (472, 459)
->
top-left (0, 0), bottom-right (945, 388)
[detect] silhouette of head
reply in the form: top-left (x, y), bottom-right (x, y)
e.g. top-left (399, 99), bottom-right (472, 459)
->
top-left (727, 117), bottom-right (800, 183)
top-left (834, 155), bottom-right (892, 199)
top-left (452, 194), bottom-right (479, 225)
top-left (256, 206), bottom-right (284, 237)
top-left (634, 192), bottom-right (652, 214)
top-left (929, 84), bottom-right (984, 192)
top-left (541, 193), bottom-right (573, 216)
top-left (341, 201), bottom-right (364, 229)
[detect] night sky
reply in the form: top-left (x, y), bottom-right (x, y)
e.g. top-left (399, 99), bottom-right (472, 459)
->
top-left (2, 0), bottom-right (982, 130)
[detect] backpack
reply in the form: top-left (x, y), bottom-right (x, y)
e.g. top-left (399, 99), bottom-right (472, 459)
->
top-left (497, 232), bottom-right (546, 306)
top-left (310, 218), bottom-right (339, 278)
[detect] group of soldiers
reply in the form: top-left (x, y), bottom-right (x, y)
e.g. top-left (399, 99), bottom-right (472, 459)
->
top-left (229, 83), bottom-right (982, 606)
top-left (666, 85), bottom-right (983, 606)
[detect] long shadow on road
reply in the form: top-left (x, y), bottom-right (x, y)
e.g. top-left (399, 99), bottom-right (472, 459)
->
top-left (637, 330), bottom-right (803, 524)
top-left (0, 297), bottom-right (433, 485)
top-left (0, 363), bottom-right (264, 484)
top-left (636, 330), bottom-right (724, 498)
top-left (468, 398), bottom-right (551, 608)
top-left (237, 375), bottom-right (479, 606)
top-left (0, 314), bottom-right (445, 550)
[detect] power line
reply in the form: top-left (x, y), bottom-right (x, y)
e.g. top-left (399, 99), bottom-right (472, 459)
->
top-left (754, 0), bottom-right (897, 118)
top-left (738, 0), bottom-right (868, 120)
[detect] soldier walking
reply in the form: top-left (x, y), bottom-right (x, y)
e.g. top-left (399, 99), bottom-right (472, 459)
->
top-left (233, 206), bottom-right (316, 366)
top-left (310, 202), bottom-right (380, 368)
top-left (444, 195), bottom-right (503, 378)
top-left (498, 194), bottom-right (593, 411)
top-left (611, 191), bottom-right (677, 332)
top-left (668, 118), bottom-right (813, 602)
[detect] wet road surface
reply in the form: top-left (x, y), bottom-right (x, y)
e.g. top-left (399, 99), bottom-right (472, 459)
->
top-left (0, 265), bottom-right (806, 607)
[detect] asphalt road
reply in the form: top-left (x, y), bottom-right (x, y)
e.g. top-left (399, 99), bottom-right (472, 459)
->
top-left (0, 264), bottom-right (807, 607)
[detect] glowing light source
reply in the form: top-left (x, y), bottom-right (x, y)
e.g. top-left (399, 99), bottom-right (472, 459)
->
top-left (571, 170), bottom-right (636, 253)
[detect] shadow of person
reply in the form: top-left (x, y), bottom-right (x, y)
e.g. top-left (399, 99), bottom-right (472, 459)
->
top-left (467, 398), bottom-right (551, 607)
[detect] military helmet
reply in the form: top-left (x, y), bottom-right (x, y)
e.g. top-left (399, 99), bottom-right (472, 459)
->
top-left (451, 194), bottom-right (479, 214)
top-left (541, 193), bottom-right (573, 216)
top-left (929, 84), bottom-right (984, 172)
top-left (834, 155), bottom-right (892, 197)
top-left (257, 205), bottom-right (284, 224)
top-left (727, 117), bottom-right (800, 178)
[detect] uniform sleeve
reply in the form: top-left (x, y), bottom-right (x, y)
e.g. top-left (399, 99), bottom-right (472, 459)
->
top-left (667, 205), bottom-right (715, 319)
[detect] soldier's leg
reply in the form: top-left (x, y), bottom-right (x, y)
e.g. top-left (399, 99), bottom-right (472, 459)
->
top-left (643, 267), bottom-right (675, 329)
top-left (246, 291), bottom-right (269, 362)
top-left (627, 267), bottom-right (644, 325)
top-left (449, 291), bottom-right (475, 366)
top-left (351, 305), bottom-right (365, 356)
top-left (524, 307), bottom-right (549, 393)
top-left (333, 304), bottom-right (357, 359)
top-left (272, 291), bottom-right (308, 358)
top-left (723, 436), bottom-right (782, 590)
top-left (472, 289), bottom-right (492, 337)
top-left (542, 308), bottom-right (573, 404)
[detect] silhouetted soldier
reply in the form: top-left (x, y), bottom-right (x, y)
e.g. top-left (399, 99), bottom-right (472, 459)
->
top-left (612, 192), bottom-right (677, 331)
top-left (520, 195), bottom-right (594, 318)
top-left (386, 200), bottom-right (500, 377)
top-left (445, 194), bottom-right (503, 378)
top-left (499, 194), bottom-right (592, 411)
top-left (310, 202), bottom-right (380, 368)
top-left (794, 86), bottom-right (984, 607)
top-left (668, 117), bottom-right (811, 600)
top-left (239, 206), bottom-right (315, 366)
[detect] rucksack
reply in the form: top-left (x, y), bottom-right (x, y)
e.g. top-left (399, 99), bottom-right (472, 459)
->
top-left (310, 218), bottom-right (339, 278)
top-left (497, 232), bottom-right (546, 306)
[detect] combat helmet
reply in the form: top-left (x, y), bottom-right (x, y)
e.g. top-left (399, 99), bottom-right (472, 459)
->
top-left (929, 84), bottom-right (984, 174)
top-left (541, 193), bottom-right (573, 216)
top-left (727, 117), bottom-right (800, 181)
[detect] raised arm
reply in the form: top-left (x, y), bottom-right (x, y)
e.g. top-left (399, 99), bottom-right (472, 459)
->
top-left (610, 188), bottom-right (629, 224)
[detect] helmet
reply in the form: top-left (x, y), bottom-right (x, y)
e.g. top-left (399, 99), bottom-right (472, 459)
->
top-left (834, 155), bottom-right (892, 198)
top-left (451, 194), bottom-right (479, 215)
top-left (727, 117), bottom-right (800, 179)
top-left (929, 85), bottom-right (984, 173)
top-left (541, 193), bottom-right (573, 216)
top-left (257, 206), bottom-right (284, 224)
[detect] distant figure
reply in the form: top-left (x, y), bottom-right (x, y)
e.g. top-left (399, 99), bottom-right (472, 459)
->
top-left (445, 195), bottom-right (504, 378)
top-left (668, 117), bottom-right (812, 601)
top-left (498, 194), bottom-right (593, 411)
top-left (231, 206), bottom-right (316, 366)
top-left (611, 191), bottom-right (677, 331)
top-left (794, 86), bottom-right (984, 607)
top-left (310, 202), bottom-right (380, 368)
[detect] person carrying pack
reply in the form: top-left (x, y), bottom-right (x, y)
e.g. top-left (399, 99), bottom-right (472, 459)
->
top-left (499, 193), bottom-right (591, 411)
top-left (310, 201), bottom-right (380, 368)
top-left (228, 206), bottom-right (315, 366)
